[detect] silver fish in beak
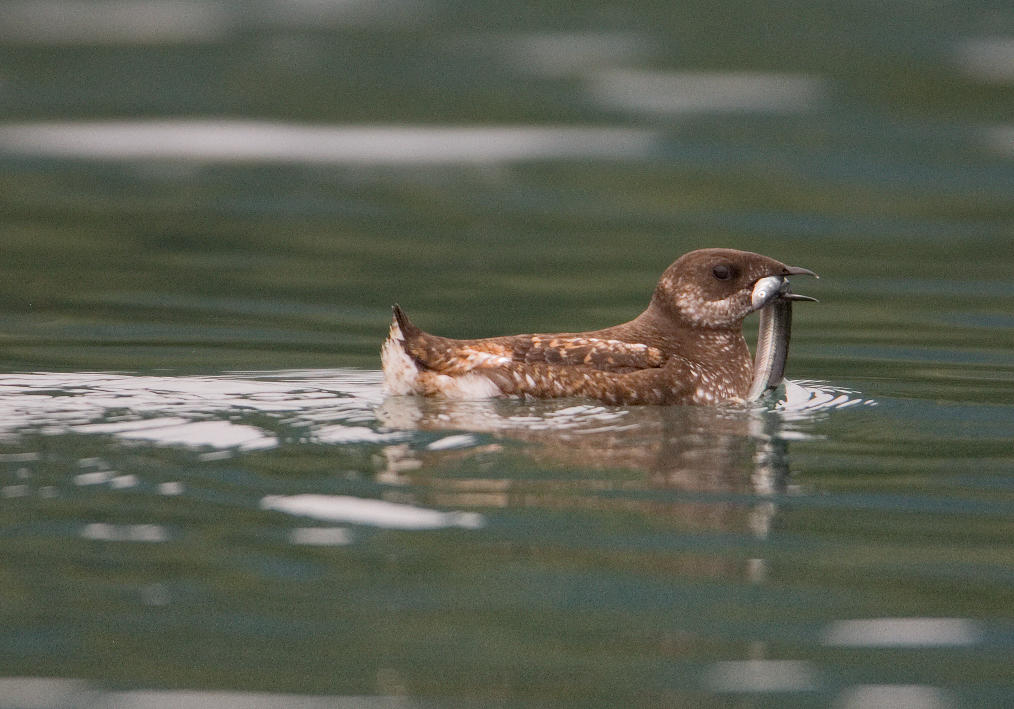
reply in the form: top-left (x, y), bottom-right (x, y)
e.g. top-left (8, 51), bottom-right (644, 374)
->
top-left (747, 267), bottom-right (818, 402)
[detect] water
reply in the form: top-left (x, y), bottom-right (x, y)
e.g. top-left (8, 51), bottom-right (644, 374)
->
top-left (2, 1), bottom-right (1014, 706)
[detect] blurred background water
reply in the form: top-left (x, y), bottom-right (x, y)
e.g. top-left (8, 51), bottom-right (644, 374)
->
top-left (1, 1), bottom-right (1014, 707)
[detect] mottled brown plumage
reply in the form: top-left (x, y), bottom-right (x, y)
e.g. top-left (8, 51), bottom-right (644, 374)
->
top-left (381, 248), bottom-right (815, 405)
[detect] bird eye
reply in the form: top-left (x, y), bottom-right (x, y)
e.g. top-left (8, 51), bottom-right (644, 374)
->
top-left (712, 264), bottom-right (732, 280)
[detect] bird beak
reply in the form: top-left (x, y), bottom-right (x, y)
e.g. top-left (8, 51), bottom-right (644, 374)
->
top-left (784, 265), bottom-right (819, 279)
top-left (751, 266), bottom-right (819, 311)
top-left (782, 264), bottom-right (819, 303)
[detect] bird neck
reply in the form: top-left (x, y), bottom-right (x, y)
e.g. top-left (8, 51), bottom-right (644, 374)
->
top-left (630, 302), bottom-right (749, 362)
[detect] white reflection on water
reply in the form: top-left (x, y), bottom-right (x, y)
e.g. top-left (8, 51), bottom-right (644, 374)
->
top-left (481, 31), bottom-right (652, 77)
top-left (0, 371), bottom-right (868, 456)
top-left (0, 0), bottom-right (425, 44)
top-left (0, 121), bottom-right (659, 164)
top-left (373, 379), bottom-right (872, 570)
top-left (703, 659), bottom-right (818, 692)
top-left (707, 616), bottom-right (977, 701)
top-left (586, 70), bottom-right (828, 115)
top-left (0, 677), bottom-right (427, 709)
top-left (984, 125), bottom-right (1014, 158)
top-left (0, 0), bottom-right (232, 43)
top-left (0, 370), bottom-right (395, 452)
top-left (73, 470), bottom-right (115, 486)
top-left (778, 379), bottom-right (877, 418)
top-left (425, 434), bottom-right (480, 450)
top-left (835, 685), bottom-right (952, 709)
top-left (261, 493), bottom-right (485, 530)
top-left (289, 527), bottom-right (353, 546)
top-left (822, 617), bottom-right (983, 648)
top-left (377, 379), bottom-right (871, 437)
top-left (703, 659), bottom-right (955, 707)
top-left (77, 417), bottom-right (277, 451)
top-left (1, 484), bottom-right (30, 498)
top-left (953, 36), bottom-right (1014, 83)
top-left (110, 473), bottom-right (139, 488)
top-left (80, 522), bottom-right (170, 542)
top-left (0, 452), bottom-right (41, 463)
top-left (0, 674), bottom-right (962, 707)
top-left (157, 481), bottom-right (185, 495)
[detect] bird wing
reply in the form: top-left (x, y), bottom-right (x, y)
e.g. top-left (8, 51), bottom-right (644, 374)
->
top-left (389, 307), bottom-right (696, 403)
top-left (483, 358), bottom-right (694, 405)
top-left (393, 305), bottom-right (665, 375)
top-left (509, 335), bottom-right (666, 371)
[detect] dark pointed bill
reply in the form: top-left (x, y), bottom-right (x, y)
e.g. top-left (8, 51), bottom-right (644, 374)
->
top-left (784, 265), bottom-right (819, 278)
top-left (751, 268), bottom-right (818, 311)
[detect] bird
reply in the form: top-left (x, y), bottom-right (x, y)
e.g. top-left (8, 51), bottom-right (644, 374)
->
top-left (381, 248), bottom-right (816, 405)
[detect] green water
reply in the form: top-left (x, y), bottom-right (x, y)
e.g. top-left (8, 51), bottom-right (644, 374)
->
top-left (2, 1), bottom-right (1014, 707)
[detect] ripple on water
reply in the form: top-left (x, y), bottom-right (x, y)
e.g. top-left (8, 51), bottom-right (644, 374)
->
top-left (0, 369), bottom-right (390, 452)
top-left (0, 370), bottom-right (871, 457)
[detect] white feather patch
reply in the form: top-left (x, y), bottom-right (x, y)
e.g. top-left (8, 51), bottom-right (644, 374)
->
top-left (381, 319), bottom-right (504, 399)
top-left (380, 320), bottom-right (419, 395)
top-left (431, 372), bottom-right (503, 399)
top-left (462, 350), bottom-right (512, 367)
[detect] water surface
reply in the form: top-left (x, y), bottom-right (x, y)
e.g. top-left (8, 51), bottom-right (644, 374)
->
top-left (2, 0), bottom-right (1014, 706)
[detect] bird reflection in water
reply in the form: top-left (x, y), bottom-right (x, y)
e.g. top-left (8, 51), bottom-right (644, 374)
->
top-left (376, 395), bottom-right (803, 583)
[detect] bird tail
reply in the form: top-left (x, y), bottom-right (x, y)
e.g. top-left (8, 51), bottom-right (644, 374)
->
top-left (391, 304), bottom-right (422, 340)
top-left (381, 304), bottom-right (422, 394)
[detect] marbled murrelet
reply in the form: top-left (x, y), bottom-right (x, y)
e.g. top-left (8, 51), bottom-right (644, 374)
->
top-left (381, 248), bottom-right (816, 405)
